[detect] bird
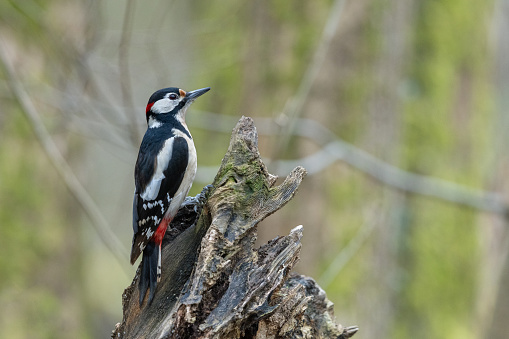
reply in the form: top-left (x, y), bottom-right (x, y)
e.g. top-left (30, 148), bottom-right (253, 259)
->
top-left (131, 86), bottom-right (210, 305)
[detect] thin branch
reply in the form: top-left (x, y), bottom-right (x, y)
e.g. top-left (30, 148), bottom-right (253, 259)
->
top-left (319, 208), bottom-right (378, 289)
top-left (32, 80), bottom-right (136, 152)
top-left (118, 0), bottom-right (141, 145)
top-left (0, 42), bottom-right (130, 273)
top-left (189, 110), bottom-right (509, 217)
top-left (273, 140), bottom-right (508, 215)
top-left (73, 55), bottom-right (134, 136)
top-left (146, 0), bottom-right (176, 84)
top-left (273, 0), bottom-right (346, 156)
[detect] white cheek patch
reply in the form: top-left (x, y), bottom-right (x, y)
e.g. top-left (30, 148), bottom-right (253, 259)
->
top-left (151, 96), bottom-right (184, 114)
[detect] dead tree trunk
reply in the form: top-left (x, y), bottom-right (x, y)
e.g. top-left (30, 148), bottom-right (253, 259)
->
top-left (112, 117), bottom-right (358, 339)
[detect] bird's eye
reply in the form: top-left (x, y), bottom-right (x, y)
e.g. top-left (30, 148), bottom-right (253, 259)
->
top-left (169, 93), bottom-right (178, 100)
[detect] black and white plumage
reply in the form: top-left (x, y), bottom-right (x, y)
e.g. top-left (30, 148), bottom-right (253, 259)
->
top-left (131, 86), bottom-right (210, 305)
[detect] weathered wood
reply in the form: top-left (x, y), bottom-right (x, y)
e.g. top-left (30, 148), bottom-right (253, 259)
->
top-left (113, 116), bottom-right (358, 339)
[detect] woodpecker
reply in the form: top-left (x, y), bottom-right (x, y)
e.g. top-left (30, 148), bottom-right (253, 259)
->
top-left (131, 86), bottom-right (210, 305)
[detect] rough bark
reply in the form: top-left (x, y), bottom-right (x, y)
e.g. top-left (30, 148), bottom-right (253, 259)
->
top-left (112, 116), bottom-right (358, 339)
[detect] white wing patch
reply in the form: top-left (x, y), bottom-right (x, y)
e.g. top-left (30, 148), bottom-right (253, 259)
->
top-left (140, 138), bottom-right (174, 201)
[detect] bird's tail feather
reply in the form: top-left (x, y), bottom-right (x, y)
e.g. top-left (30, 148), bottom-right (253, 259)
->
top-left (139, 241), bottom-right (158, 306)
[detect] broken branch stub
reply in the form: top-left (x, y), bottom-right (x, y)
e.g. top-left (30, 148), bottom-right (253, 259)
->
top-left (113, 116), bottom-right (357, 339)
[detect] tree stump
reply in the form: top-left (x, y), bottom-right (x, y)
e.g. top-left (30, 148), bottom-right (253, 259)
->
top-left (112, 116), bottom-right (358, 339)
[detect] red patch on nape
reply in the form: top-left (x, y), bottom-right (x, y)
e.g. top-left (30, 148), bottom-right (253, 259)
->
top-left (153, 217), bottom-right (171, 245)
top-left (146, 102), bottom-right (154, 114)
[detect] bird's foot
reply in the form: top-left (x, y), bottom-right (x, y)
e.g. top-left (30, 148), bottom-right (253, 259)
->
top-left (182, 184), bottom-right (214, 213)
top-left (197, 184), bottom-right (214, 205)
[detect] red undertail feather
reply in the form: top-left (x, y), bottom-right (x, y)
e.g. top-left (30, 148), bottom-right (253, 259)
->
top-left (154, 217), bottom-right (171, 245)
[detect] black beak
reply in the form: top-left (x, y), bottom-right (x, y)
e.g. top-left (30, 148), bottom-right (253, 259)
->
top-left (185, 87), bottom-right (210, 101)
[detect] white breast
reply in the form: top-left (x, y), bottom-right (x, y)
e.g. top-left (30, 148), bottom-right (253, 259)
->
top-left (163, 128), bottom-right (197, 219)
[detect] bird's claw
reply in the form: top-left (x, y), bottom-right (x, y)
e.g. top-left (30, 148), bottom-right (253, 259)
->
top-left (181, 184), bottom-right (214, 213)
top-left (198, 184), bottom-right (214, 203)
top-left (193, 184), bottom-right (214, 212)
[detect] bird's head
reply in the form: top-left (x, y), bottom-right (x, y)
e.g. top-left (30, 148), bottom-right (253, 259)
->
top-left (145, 87), bottom-right (210, 127)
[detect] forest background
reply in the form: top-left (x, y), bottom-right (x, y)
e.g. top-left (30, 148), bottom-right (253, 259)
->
top-left (1, 1), bottom-right (508, 338)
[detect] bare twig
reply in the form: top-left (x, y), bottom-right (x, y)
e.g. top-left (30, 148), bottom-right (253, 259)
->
top-left (118, 0), bottom-right (141, 145)
top-left (189, 110), bottom-right (509, 217)
top-left (0, 42), bottom-right (130, 273)
top-left (274, 0), bottom-right (346, 156)
top-left (319, 208), bottom-right (378, 289)
top-left (273, 140), bottom-right (508, 215)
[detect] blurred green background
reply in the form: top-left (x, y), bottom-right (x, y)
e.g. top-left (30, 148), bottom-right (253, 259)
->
top-left (1, 0), bottom-right (509, 338)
